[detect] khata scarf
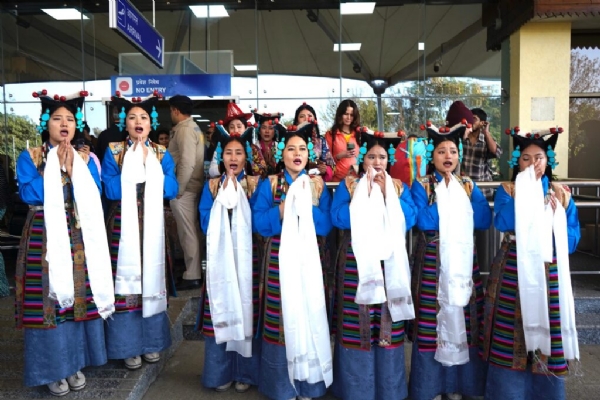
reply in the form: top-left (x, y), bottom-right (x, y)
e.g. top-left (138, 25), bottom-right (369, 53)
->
top-left (115, 144), bottom-right (167, 318)
top-left (206, 176), bottom-right (253, 357)
top-left (44, 146), bottom-right (115, 318)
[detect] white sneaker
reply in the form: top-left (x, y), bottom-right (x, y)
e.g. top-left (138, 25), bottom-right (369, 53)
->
top-left (47, 379), bottom-right (69, 397)
top-left (215, 381), bottom-right (232, 392)
top-left (142, 352), bottom-right (160, 363)
top-left (447, 394), bottom-right (463, 400)
top-left (66, 371), bottom-right (86, 391)
top-left (235, 382), bottom-right (250, 393)
top-left (124, 355), bottom-right (142, 370)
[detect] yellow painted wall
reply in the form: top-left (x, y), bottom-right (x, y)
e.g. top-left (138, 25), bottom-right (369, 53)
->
top-left (509, 21), bottom-right (571, 178)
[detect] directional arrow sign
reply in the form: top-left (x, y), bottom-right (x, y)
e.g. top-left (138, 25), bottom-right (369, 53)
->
top-left (109, 0), bottom-right (164, 68)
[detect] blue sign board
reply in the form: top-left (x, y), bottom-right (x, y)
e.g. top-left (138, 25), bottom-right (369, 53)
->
top-left (111, 74), bottom-right (231, 98)
top-left (109, 0), bottom-right (164, 68)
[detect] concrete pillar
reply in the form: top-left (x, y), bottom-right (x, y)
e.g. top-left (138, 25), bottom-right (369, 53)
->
top-left (506, 21), bottom-right (572, 178)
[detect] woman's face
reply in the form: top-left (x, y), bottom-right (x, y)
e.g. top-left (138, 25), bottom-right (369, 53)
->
top-left (259, 122), bottom-right (275, 142)
top-left (283, 135), bottom-right (308, 176)
top-left (362, 144), bottom-right (387, 173)
top-left (518, 143), bottom-right (547, 172)
top-left (228, 119), bottom-right (245, 136)
top-left (126, 106), bottom-right (151, 141)
top-left (47, 106), bottom-right (76, 146)
top-left (432, 140), bottom-right (459, 174)
top-left (297, 109), bottom-right (315, 124)
top-left (222, 140), bottom-right (246, 176)
top-left (341, 106), bottom-right (354, 128)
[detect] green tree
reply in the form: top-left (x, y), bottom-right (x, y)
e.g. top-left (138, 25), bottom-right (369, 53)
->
top-left (319, 90), bottom-right (395, 133)
top-left (0, 113), bottom-right (39, 180)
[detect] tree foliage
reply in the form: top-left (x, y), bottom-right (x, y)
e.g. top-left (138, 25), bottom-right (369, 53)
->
top-left (0, 113), bottom-right (39, 179)
top-left (569, 50), bottom-right (600, 156)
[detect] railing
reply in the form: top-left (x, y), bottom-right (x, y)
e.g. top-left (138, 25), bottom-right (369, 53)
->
top-left (325, 178), bottom-right (600, 275)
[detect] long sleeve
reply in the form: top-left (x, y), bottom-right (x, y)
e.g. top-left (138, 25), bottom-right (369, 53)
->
top-left (252, 178), bottom-right (282, 237)
top-left (17, 150), bottom-right (44, 205)
top-left (565, 196), bottom-right (580, 254)
top-left (411, 181), bottom-right (439, 231)
top-left (313, 183), bottom-right (333, 236)
top-left (493, 185), bottom-right (515, 233)
top-left (161, 151), bottom-right (179, 200)
top-left (400, 183), bottom-right (418, 231)
top-left (173, 126), bottom-right (198, 195)
top-left (101, 150), bottom-right (122, 200)
top-left (198, 182), bottom-right (214, 235)
top-left (330, 181), bottom-right (351, 230)
top-left (471, 182), bottom-right (492, 230)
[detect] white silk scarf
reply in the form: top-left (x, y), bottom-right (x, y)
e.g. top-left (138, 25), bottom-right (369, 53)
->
top-left (115, 144), bottom-right (167, 318)
top-left (44, 146), bottom-right (115, 318)
top-left (434, 174), bottom-right (474, 366)
top-left (206, 176), bottom-right (253, 357)
top-left (350, 169), bottom-right (414, 321)
top-left (279, 175), bottom-right (333, 387)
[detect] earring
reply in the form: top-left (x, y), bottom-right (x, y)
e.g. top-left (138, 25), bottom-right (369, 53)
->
top-left (357, 142), bottom-right (367, 164)
top-left (246, 141), bottom-right (253, 163)
top-left (547, 145), bottom-right (558, 169)
top-left (508, 145), bottom-right (521, 168)
top-left (151, 106), bottom-right (160, 130)
top-left (215, 142), bottom-right (223, 164)
top-left (37, 108), bottom-right (50, 134)
top-left (76, 107), bottom-right (84, 132)
top-left (388, 144), bottom-right (397, 166)
top-left (117, 107), bottom-right (126, 131)
top-left (275, 140), bottom-right (284, 163)
top-left (425, 141), bottom-right (434, 164)
top-left (308, 137), bottom-right (316, 162)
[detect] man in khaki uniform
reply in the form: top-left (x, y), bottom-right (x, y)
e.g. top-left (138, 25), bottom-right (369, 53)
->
top-left (168, 95), bottom-right (205, 290)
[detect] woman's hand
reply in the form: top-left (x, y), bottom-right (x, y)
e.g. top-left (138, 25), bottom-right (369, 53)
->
top-left (64, 141), bottom-right (74, 177)
top-left (279, 200), bottom-right (285, 220)
top-left (444, 170), bottom-right (452, 186)
top-left (133, 136), bottom-right (148, 163)
top-left (317, 162), bottom-right (327, 174)
top-left (79, 145), bottom-right (91, 156)
top-left (222, 168), bottom-right (237, 190)
top-left (337, 149), bottom-right (356, 160)
top-left (373, 171), bottom-right (386, 197)
top-left (548, 191), bottom-right (557, 213)
top-left (57, 140), bottom-right (68, 169)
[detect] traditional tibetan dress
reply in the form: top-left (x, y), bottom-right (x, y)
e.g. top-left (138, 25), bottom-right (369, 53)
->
top-left (102, 140), bottom-right (178, 360)
top-left (197, 171), bottom-right (262, 388)
top-left (15, 144), bottom-right (108, 386)
top-left (481, 178), bottom-right (580, 400)
top-left (409, 172), bottom-right (491, 400)
top-left (330, 175), bottom-right (417, 400)
top-left (252, 171), bottom-right (332, 400)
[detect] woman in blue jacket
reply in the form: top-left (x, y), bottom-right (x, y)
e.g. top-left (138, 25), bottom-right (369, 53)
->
top-left (330, 130), bottom-right (417, 400)
top-left (102, 94), bottom-right (178, 371)
top-left (409, 121), bottom-right (491, 400)
top-left (481, 127), bottom-right (580, 400)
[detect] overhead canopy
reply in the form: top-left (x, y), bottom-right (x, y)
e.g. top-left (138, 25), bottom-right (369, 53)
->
top-left (0, 0), bottom-right (597, 87)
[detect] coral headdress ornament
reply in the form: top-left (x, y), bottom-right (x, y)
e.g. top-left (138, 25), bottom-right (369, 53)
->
top-left (111, 90), bottom-right (163, 131)
top-left (32, 89), bottom-right (89, 135)
top-left (505, 126), bottom-right (562, 170)
top-left (420, 119), bottom-right (471, 164)
top-left (356, 127), bottom-right (406, 166)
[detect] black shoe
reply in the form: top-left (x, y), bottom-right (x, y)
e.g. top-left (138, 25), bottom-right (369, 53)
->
top-left (176, 279), bottom-right (202, 291)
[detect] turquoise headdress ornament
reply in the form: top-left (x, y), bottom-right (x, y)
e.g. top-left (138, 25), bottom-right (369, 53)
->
top-left (253, 111), bottom-right (286, 143)
top-left (112, 90), bottom-right (163, 132)
top-left (357, 127), bottom-right (405, 167)
top-left (421, 120), bottom-right (468, 164)
top-left (505, 126), bottom-right (562, 170)
top-left (212, 120), bottom-right (254, 166)
top-left (32, 89), bottom-right (89, 135)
